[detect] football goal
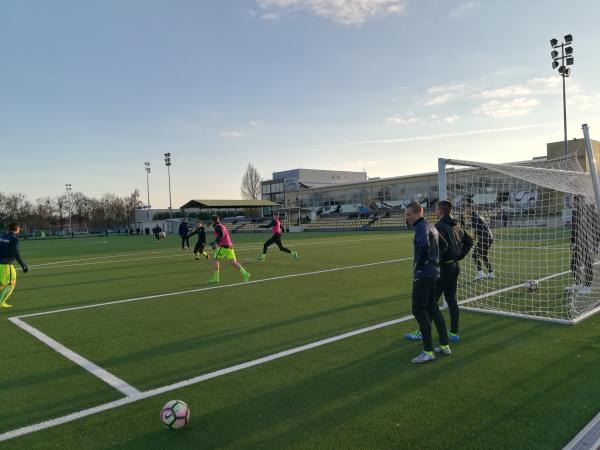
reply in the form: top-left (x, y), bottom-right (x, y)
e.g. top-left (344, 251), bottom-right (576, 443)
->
top-left (438, 124), bottom-right (600, 324)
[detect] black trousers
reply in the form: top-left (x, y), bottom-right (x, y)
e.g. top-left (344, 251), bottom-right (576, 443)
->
top-left (263, 234), bottom-right (291, 254)
top-left (571, 244), bottom-right (594, 287)
top-left (181, 236), bottom-right (190, 249)
top-left (436, 262), bottom-right (460, 334)
top-left (412, 278), bottom-right (449, 352)
top-left (194, 242), bottom-right (205, 254)
top-left (472, 239), bottom-right (493, 272)
top-left (154, 232), bottom-right (160, 241)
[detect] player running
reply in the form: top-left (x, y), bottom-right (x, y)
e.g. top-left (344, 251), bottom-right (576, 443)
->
top-left (187, 221), bottom-right (209, 261)
top-left (464, 199), bottom-right (494, 281)
top-left (403, 203), bottom-right (450, 363)
top-left (257, 213), bottom-right (299, 261)
top-left (0, 223), bottom-right (29, 308)
top-left (208, 215), bottom-right (250, 284)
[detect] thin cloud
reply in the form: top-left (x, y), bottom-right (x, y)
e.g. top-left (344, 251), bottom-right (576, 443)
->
top-left (450, 1), bottom-right (479, 18)
top-left (476, 98), bottom-right (540, 118)
top-left (319, 122), bottom-right (558, 147)
top-left (386, 113), bottom-right (420, 125)
top-left (219, 131), bottom-right (245, 138)
top-left (256, 0), bottom-right (408, 25)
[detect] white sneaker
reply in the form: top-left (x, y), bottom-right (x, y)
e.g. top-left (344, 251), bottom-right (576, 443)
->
top-left (565, 285), bottom-right (582, 292)
top-left (579, 286), bottom-right (592, 295)
top-left (487, 272), bottom-right (495, 280)
top-left (411, 351), bottom-right (435, 364)
top-left (434, 346), bottom-right (452, 356)
top-left (473, 271), bottom-right (485, 281)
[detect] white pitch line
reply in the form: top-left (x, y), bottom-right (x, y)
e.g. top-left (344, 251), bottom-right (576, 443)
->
top-left (8, 317), bottom-right (141, 399)
top-left (2, 266), bottom-right (579, 443)
top-left (0, 314), bottom-right (415, 443)
top-left (25, 235), bottom-right (404, 271)
top-left (15, 258), bottom-right (411, 319)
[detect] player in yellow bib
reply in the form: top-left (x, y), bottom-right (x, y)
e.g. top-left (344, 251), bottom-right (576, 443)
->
top-left (208, 215), bottom-right (250, 284)
top-left (0, 223), bottom-right (29, 308)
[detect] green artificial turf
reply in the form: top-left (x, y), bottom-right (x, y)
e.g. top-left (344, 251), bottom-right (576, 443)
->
top-left (1, 231), bottom-right (599, 449)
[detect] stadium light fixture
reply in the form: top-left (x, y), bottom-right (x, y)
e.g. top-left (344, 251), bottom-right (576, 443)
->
top-left (549, 34), bottom-right (574, 156)
top-left (65, 184), bottom-right (73, 236)
top-left (144, 162), bottom-right (151, 222)
top-left (164, 153), bottom-right (173, 219)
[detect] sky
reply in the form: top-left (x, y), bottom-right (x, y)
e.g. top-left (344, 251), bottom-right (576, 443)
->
top-left (2, 0), bottom-right (600, 209)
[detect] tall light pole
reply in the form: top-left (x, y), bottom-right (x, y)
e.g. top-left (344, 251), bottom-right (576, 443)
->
top-left (65, 183), bottom-right (72, 236)
top-left (550, 34), bottom-right (574, 156)
top-left (144, 162), bottom-right (151, 222)
top-left (164, 153), bottom-right (173, 219)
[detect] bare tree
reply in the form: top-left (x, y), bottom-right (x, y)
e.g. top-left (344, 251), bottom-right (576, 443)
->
top-left (241, 163), bottom-right (262, 200)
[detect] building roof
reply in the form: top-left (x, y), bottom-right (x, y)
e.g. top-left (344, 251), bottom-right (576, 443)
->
top-left (180, 199), bottom-right (280, 209)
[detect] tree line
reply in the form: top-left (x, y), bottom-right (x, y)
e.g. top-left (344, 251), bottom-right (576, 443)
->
top-left (0, 190), bottom-right (143, 231)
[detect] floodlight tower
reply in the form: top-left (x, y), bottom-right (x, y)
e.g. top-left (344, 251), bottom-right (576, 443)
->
top-left (164, 153), bottom-right (173, 219)
top-left (144, 162), bottom-right (151, 221)
top-left (65, 183), bottom-right (72, 236)
top-left (550, 34), bottom-right (574, 156)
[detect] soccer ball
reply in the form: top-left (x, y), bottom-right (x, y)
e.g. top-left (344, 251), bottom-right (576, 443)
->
top-left (525, 280), bottom-right (539, 292)
top-left (159, 231), bottom-right (166, 239)
top-left (160, 400), bottom-right (190, 430)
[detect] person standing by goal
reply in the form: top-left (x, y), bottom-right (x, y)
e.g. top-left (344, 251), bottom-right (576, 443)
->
top-left (569, 195), bottom-right (598, 295)
top-left (403, 203), bottom-right (450, 363)
top-left (464, 199), bottom-right (494, 281)
top-left (257, 213), bottom-right (299, 261)
top-left (434, 200), bottom-right (473, 341)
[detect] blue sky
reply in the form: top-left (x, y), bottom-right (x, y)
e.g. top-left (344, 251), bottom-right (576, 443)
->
top-left (2, 0), bottom-right (599, 208)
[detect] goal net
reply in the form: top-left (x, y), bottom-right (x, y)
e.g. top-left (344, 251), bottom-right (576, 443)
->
top-left (440, 151), bottom-right (600, 324)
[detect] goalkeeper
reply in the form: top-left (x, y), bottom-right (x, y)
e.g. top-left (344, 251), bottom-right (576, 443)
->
top-left (434, 200), bottom-right (473, 341)
top-left (569, 196), bottom-right (598, 295)
top-left (464, 199), bottom-right (494, 281)
top-left (0, 223), bottom-right (29, 308)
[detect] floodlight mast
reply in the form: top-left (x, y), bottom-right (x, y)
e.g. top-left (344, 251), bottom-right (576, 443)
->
top-left (65, 183), bottom-right (72, 236)
top-left (164, 153), bottom-right (173, 219)
top-left (550, 34), bottom-right (574, 157)
top-left (144, 162), bottom-right (151, 222)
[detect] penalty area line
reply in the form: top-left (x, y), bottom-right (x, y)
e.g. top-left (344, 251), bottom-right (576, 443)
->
top-left (8, 317), bottom-right (141, 399)
top-left (0, 314), bottom-right (415, 443)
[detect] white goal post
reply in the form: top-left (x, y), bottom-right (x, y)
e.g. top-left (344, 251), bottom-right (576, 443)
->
top-left (438, 124), bottom-right (600, 324)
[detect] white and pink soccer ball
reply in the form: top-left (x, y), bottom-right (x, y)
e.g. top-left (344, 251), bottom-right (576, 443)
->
top-left (525, 280), bottom-right (539, 292)
top-left (160, 400), bottom-right (190, 430)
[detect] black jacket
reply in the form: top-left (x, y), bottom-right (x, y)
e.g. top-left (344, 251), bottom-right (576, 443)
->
top-left (469, 212), bottom-right (494, 242)
top-left (0, 232), bottom-right (27, 268)
top-left (435, 216), bottom-right (474, 263)
top-left (187, 226), bottom-right (206, 244)
top-left (412, 217), bottom-right (443, 279)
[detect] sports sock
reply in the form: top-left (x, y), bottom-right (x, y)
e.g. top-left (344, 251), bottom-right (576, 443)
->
top-left (0, 285), bottom-right (15, 307)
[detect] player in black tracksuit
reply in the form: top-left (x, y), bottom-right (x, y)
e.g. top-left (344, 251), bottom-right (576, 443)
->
top-left (464, 201), bottom-right (494, 280)
top-left (152, 226), bottom-right (162, 242)
top-left (434, 200), bottom-right (473, 341)
top-left (187, 222), bottom-right (209, 261)
top-left (404, 202), bottom-right (450, 363)
top-left (570, 196), bottom-right (598, 294)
